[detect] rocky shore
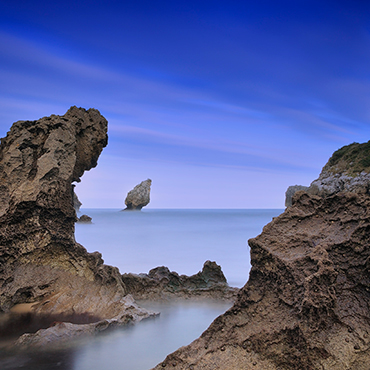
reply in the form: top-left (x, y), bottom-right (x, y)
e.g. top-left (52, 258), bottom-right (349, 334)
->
top-left (152, 143), bottom-right (370, 370)
top-left (0, 108), bottom-right (235, 349)
top-left (122, 261), bottom-right (238, 301)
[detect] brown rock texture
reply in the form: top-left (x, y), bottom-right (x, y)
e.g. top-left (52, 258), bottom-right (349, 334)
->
top-left (0, 107), bottom-right (153, 335)
top-left (122, 261), bottom-right (238, 301)
top-left (153, 191), bottom-right (370, 370)
top-left (124, 178), bottom-right (152, 210)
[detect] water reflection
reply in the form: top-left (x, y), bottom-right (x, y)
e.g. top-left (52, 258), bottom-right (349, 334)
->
top-left (0, 300), bottom-right (231, 370)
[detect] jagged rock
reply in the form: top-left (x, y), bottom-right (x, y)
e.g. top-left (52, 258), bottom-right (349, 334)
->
top-left (77, 214), bottom-right (92, 223)
top-left (73, 186), bottom-right (82, 211)
top-left (153, 156), bottom-right (370, 369)
top-left (0, 107), bottom-right (154, 343)
top-left (124, 179), bottom-right (152, 210)
top-left (285, 185), bottom-right (309, 207)
top-left (122, 261), bottom-right (238, 301)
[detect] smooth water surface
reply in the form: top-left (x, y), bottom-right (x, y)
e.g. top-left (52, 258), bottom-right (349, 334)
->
top-left (0, 301), bottom-right (231, 370)
top-left (75, 209), bottom-right (283, 287)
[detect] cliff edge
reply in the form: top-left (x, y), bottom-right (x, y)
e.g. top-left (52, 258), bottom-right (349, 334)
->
top-left (153, 145), bottom-right (370, 369)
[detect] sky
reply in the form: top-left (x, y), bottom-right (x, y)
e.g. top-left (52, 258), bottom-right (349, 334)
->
top-left (1, 0), bottom-right (370, 208)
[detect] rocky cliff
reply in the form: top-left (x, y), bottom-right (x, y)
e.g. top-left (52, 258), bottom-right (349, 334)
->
top-left (153, 146), bottom-right (370, 369)
top-left (285, 141), bottom-right (370, 206)
top-left (124, 179), bottom-right (152, 210)
top-left (0, 107), bottom-right (153, 340)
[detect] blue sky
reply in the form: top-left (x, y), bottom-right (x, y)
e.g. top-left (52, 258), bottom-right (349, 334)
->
top-left (1, 0), bottom-right (370, 208)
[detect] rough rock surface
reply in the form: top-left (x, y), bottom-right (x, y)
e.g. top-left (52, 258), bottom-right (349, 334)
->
top-left (153, 180), bottom-right (370, 366)
top-left (122, 261), bottom-right (238, 301)
top-left (124, 179), bottom-right (152, 210)
top-left (285, 141), bottom-right (370, 206)
top-left (0, 107), bottom-right (154, 340)
top-left (285, 185), bottom-right (309, 207)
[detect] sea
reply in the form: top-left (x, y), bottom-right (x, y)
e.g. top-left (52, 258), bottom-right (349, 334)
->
top-left (0, 208), bottom-right (283, 370)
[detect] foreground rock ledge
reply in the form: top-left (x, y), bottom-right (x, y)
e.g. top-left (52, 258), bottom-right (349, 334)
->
top-left (0, 107), bottom-right (155, 341)
top-left (153, 191), bottom-right (370, 370)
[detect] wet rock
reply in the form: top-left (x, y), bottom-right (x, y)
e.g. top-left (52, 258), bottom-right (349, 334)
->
top-left (152, 147), bottom-right (370, 369)
top-left (124, 179), bottom-right (152, 210)
top-left (122, 261), bottom-right (238, 301)
top-left (14, 295), bottom-right (155, 348)
top-left (0, 107), bottom-right (154, 342)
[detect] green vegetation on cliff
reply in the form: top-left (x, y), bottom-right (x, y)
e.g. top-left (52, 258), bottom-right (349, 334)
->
top-left (325, 140), bottom-right (370, 175)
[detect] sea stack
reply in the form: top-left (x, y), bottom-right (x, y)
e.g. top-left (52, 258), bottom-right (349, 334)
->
top-left (0, 107), bottom-right (153, 344)
top-left (153, 142), bottom-right (370, 370)
top-left (124, 179), bottom-right (152, 210)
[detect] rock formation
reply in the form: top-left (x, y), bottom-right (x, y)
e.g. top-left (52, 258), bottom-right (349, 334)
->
top-left (285, 185), bottom-right (309, 207)
top-left (73, 186), bottom-right (82, 211)
top-left (308, 141), bottom-right (370, 197)
top-left (0, 107), bottom-right (154, 344)
top-left (122, 261), bottom-right (237, 301)
top-left (77, 214), bottom-right (92, 223)
top-left (153, 144), bottom-right (370, 369)
top-left (285, 141), bottom-right (370, 206)
top-left (124, 179), bottom-right (152, 210)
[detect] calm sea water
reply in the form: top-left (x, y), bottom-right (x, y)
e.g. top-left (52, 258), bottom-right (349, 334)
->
top-left (0, 208), bottom-right (283, 370)
top-left (75, 208), bottom-right (283, 287)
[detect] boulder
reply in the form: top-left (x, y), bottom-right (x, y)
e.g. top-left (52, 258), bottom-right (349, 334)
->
top-left (124, 179), bottom-right (152, 210)
top-left (285, 185), bottom-right (309, 207)
top-left (0, 107), bottom-right (154, 343)
top-left (77, 214), bottom-right (92, 223)
top-left (153, 148), bottom-right (370, 369)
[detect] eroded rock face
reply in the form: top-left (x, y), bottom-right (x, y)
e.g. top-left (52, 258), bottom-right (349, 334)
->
top-left (153, 194), bottom-right (370, 368)
top-left (124, 179), bottom-right (152, 210)
top-left (285, 185), bottom-right (309, 207)
top-left (0, 107), bottom-right (153, 332)
top-left (122, 261), bottom-right (237, 301)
